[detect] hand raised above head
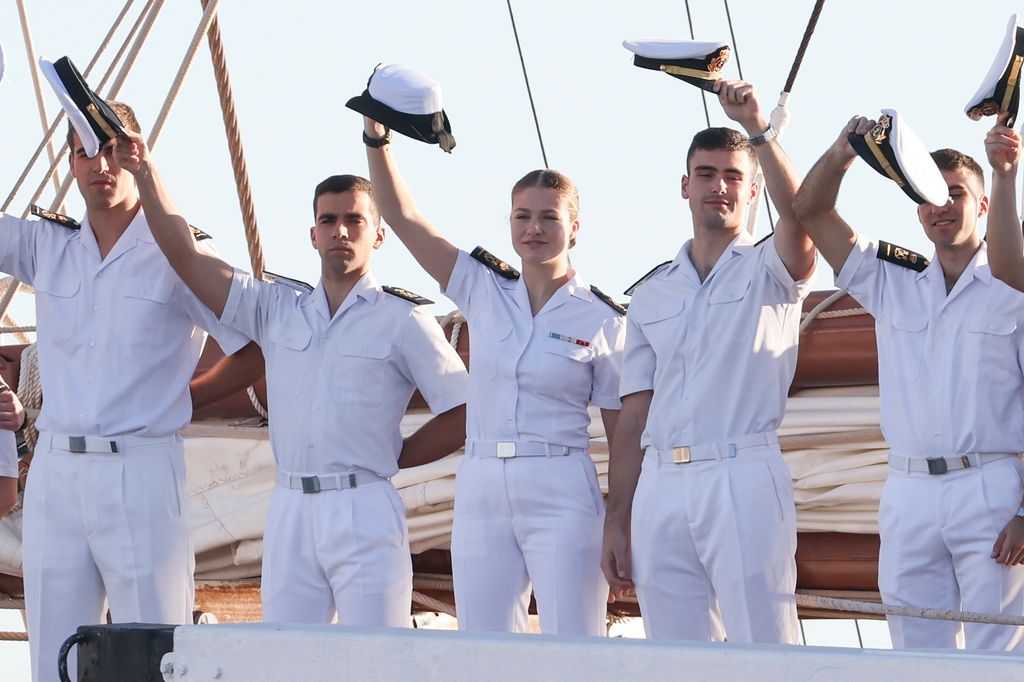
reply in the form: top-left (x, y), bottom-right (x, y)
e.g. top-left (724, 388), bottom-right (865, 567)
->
top-left (111, 130), bottom-right (152, 178)
top-left (830, 115), bottom-right (875, 163)
top-left (713, 79), bottom-right (766, 134)
top-left (984, 111), bottom-right (1022, 174)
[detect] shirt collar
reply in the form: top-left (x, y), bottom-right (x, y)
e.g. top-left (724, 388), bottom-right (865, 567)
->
top-left (915, 242), bottom-right (991, 287)
top-left (304, 270), bottom-right (381, 320)
top-left (671, 230), bottom-right (753, 281)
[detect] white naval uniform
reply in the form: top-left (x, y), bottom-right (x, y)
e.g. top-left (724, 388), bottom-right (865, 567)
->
top-left (0, 208), bottom-right (248, 682)
top-left (622, 232), bottom-right (812, 643)
top-left (0, 430), bottom-right (15, 479)
top-left (220, 268), bottom-right (467, 626)
top-left (444, 249), bottom-right (625, 636)
top-left (837, 236), bottom-right (1024, 651)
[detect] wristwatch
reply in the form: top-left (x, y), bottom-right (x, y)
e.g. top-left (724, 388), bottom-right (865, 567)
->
top-left (363, 129), bottom-right (392, 148)
top-left (748, 125), bottom-right (778, 147)
top-left (1016, 505), bottom-right (1024, 520)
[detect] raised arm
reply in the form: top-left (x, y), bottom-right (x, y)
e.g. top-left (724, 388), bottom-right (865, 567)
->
top-left (792, 117), bottom-right (871, 274)
top-left (716, 81), bottom-right (815, 280)
top-left (113, 133), bottom-right (234, 316)
top-left (984, 112), bottom-right (1024, 290)
top-left (363, 119), bottom-right (460, 289)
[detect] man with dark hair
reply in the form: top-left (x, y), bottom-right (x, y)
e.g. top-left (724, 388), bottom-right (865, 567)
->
top-left (602, 80), bottom-right (815, 643)
top-left (0, 99), bottom-right (256, 681)
top-left (111, 135), bottom-right (468, 628)
top-left (794, 116), bottom-right (1024, 651)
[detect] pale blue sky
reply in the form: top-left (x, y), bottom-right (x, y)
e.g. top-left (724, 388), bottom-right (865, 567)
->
top-left (0, 1), bottom-right (1019, 677)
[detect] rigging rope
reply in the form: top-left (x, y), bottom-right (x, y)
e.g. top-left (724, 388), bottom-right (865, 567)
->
top-left (784, 0), bottom-right (826, 94)
top-left (16, 0), bottom-right (63, 199)
top-left (683, 0), bottom-right (711, 129)
top-left (200, 0), bottom-right (266, 278)
top-left (505, 0), bottom-right (549, 169)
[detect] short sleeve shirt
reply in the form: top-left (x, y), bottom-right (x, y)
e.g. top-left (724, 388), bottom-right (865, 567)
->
top-left (622, 232), bottom-right (814, 450)
top-left (221, 268), bottom-right (468, 478)
top-left (0, 209), bottom-right (249, 437)
top-left (836, 236), bottom-right (1024, 456)
top-left (443, 249), bottom-right (626, 450)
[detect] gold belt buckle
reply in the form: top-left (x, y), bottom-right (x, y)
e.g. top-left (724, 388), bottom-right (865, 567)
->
top-left (672, 446), bottom-right (692, 464)
top-left (496, 442), bottom-right (516, 459)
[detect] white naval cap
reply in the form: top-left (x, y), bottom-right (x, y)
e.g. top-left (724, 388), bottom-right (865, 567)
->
top-left (965, 13), bottom-right (1024, 124)
top-left (622, 38), bottom-right (731, 91)
top-left (849, 109), bottom-right (949, 206)
top-left (346, 63), bottom-right (455, 153)
top-left (39, 55), bottom-right (127, 158)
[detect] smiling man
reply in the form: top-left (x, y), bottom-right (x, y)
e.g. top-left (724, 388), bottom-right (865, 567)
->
top-left (111, 133), bottom-right (468, 629)
top-left (0, 101), bottom-right (254, 682)
top-left (793, 116), bottom-right (1024, 651)
top-left (601, 79), bottom-right (816, 643)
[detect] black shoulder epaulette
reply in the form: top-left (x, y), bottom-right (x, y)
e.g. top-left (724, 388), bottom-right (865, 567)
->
top-left (383, 285), bottom-right (433, 305)
top-left (624, 261), bottom-right (671, 296)
top-left (189, 224), bottom-right (212, 242)
top-left (30, 205), bottom-right (80, 230)
top-left (877, 240), bottom-right (928, 272)
top-left (262, 270), bottom-right (314, 294)
top-left (590, 285), bottom-right (626, 315)
top-left (470, 246), bottom-right (520, 280)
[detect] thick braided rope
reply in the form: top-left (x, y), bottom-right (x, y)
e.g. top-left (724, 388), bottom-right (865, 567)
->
top-left (200, 0), bottom-right (265, 278)
top-left (17, 343), bottom-right (41, 457)
top-left (411, 591), bottom-right (457, 618)
top-left (246, 386), bottom-right (268, 420)
top-left (16, 0), bottom-right (64, 197)
top-left (439, 310), bottom-right (465, 349)
top-left (784, 0), bottom-right (827, 94)
top-left (0, 631), bottom-right (27, 641)
top-left (795, 593), bottom-right (1024, 627)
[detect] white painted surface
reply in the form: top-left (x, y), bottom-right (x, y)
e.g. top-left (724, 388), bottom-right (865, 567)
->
top-left (162, 624), bottom-right (1023, 682)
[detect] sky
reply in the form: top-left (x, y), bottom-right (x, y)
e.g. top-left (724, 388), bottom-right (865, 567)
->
top-left (0, 0), bottom-right (1019, 677)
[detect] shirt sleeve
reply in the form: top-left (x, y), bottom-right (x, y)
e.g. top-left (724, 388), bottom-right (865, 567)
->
top-left (0, 430), bottom-right (17, 478)
top-left (591, 314), bottom-right (626, 409)
top-left (764, 236), bottom-right (816, 303)
top-left (834, 234), bottom-right (888, 318)
top-left (619, 304), bottom-right (657, 398)
top-left (395, 306), bottom-right (468, 415)
top-left (441, 249), bottom-right (489, 317)
top-left (0, 213), bottom-right (42, 284)
top-left (220, 268), bottom-right (276, 346)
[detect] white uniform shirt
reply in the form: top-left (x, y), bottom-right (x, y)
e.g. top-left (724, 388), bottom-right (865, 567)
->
top-left (837, 236), bottom-right (1024, 457)
top-left (0, 209), bottom-right (248, 437)
top-left (443, 249), bottom-right (625, 449)
top-left (221, 268), bottom-right (468, 478)
top-left (0, 430), bottom-right (15, 478)
top-left (622, 233), bottom-right (813, 450)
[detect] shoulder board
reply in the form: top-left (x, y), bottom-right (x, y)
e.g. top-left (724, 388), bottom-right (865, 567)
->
top-left (624, 261), bottom-right (671, 297)
top-left (189, 224), bottom-right (212, 242)
top-left (753, 230), bottom-right (773, 247)
top-left (877, 240), bottom-right (928, 272)
top-left (262, 270), bottom-right (314, 294)
top-left (30, 205), bottom-right (80, 230)
top-left (589, 285), bottom-right (626, 315)
top-left (470, 246), bottom-right (520, 280)
top-left (382, 285), bottom-right (434, 305)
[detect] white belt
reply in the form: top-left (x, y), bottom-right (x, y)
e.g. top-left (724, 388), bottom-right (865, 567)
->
top-left (44, 432), bottom-right (178, 454)
top-left (276, 469), bottom-right (385, 493)
top-left (466, 439), bottom-right (587, 459)
top-left (653, 431), bottom-right (778, 465)
top-left (888, 452), bottom-right (1019, 475)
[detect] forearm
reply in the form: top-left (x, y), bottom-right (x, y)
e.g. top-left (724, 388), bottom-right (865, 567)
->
top-left (793, 148), bottom-right (858, 273)
top-left (986, 167), bottom-right (1024, 284)
top-left (398, 404), bottom-right (466, 469)
top-left (0, 477), bottom-right (15, 518)
top-left (190, 341), bottom-right (265, 412)
top-left (604, 394), bottom-right (649, 527)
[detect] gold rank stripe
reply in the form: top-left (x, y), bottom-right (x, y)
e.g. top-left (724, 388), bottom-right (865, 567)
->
top-left (660, 65), bottom-right (719, 80)
top-left (86, 103), bottom-right (119, 140)
top-left (1001, 55), bottom-right (1023, 113)
top-left (863, 133), bottom-right (906, 188)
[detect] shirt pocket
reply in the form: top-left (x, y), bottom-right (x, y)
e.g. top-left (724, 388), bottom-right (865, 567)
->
top-left (34, 272), bottom-right (81, 345)
top-left (266, 319), bottom-right (313, 398)
top-left (886, 313), bottom-right (928, 382)
top-left (469, 321), bottom-right (514, 381)
top-left (636, 298), bottom-right (686, 358)
top-left (966, 314), bottom-right (1019, 384)
top-left (118, 276), bottom-right (176, 347)
top-left (708, 278), bottom-right (752, 305)
top-left (536, 334), bottom-right (596, 403)
top-left (332, 342), bottom-right (391, 404)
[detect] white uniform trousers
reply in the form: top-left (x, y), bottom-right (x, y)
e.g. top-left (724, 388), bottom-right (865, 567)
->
top-left (451, 451), bottom-right (608, 636)
top-left (22, 433), bottom-right (192, 682)
top-left (631, 446), bottom-right (799, 643)
top-left (879, 456), bottom-right (1024, 651)
top-left (261, 479), bottom-right (412, 627)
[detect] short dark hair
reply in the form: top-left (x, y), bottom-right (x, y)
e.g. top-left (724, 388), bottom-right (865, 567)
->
top-left (685, 127), bottom-right (757, 174)
top-left (66, 100), bottom-right (141, 148)
top-left (930, 148), bottom-right (985, 191)
top-left (312, 175), bottom-right (379, 224)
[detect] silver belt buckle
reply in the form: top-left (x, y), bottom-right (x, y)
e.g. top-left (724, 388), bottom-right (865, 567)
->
top-left (672, 446), bottom-right (692, 464)
top-left (300, 476), bottom-right (321, 493)
top-left (68, 436), bottom-right (87, 453)
top-left (496, 442), bottom-right (516, 459)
